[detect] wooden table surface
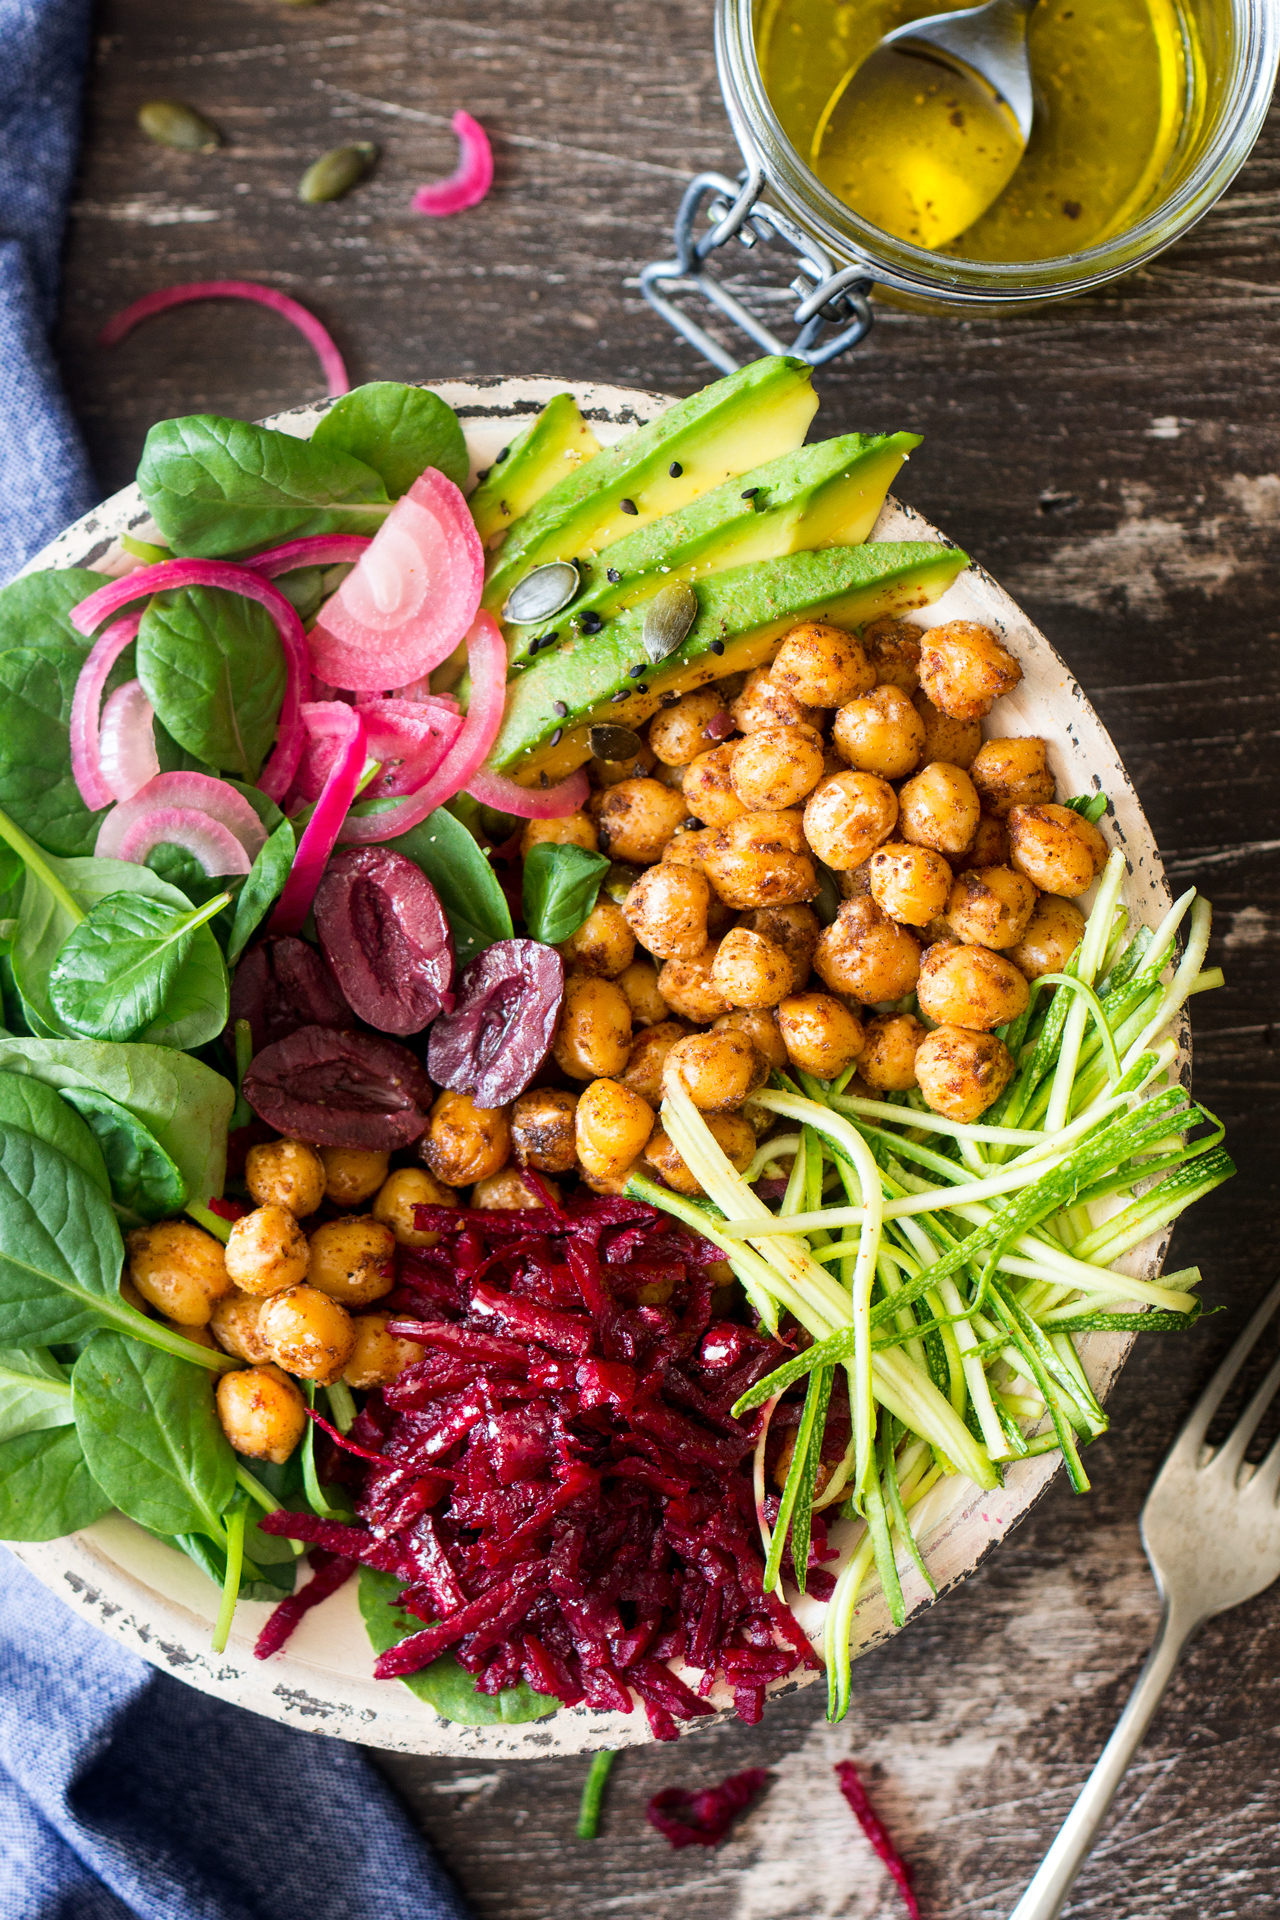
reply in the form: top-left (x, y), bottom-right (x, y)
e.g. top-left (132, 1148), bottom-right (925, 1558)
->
top-left (59, 3), bottom-right (1280, 1913)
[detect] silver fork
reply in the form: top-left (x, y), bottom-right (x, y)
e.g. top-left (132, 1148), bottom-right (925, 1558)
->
top-left (1010, 1279), bottom-right (1280, 1920)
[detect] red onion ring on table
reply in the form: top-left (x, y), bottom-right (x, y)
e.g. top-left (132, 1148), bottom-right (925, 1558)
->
top-left (411, 111), bottom-right (493, 218)
top-left (100, 282), bottom-right (349, 397)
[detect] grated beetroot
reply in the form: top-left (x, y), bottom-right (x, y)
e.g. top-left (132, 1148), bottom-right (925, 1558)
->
top-left (834, 1761), bottom-right (921, 1920)
top-left (254, 1551), bottom-right (356, 1660)
top-left (647, 1767), bottom-right (770, 1848)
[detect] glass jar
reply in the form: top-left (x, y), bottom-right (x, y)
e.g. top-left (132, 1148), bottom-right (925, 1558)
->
top-left (715, 0), bottom-right (1280, 308)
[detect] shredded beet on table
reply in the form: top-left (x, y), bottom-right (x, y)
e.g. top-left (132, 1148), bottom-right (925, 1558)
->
top-left (258, 1188), bottom-right (826, 1737)
top-left (834, 1760), bottom-right (921, 1920)
top-left (647, 1766), bottom-right (770, 1848)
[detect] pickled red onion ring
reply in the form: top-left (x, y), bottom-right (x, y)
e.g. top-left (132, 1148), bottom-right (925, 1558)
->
top-left (465, 765), bottom-right (590, 819)
top-left (98, 679), bottom-right (160, 802)
top-left (100, 282), bottom-right (349, 397)
top-left (96, 772), bottom-right (268, 862)
top-left (116, 808), bottom-right (253, 878)
top-left (69, 613), bottom-right (144, 811)
top-left (354, 699), bottom-right (463, 800)
top-left (412, 112), bottom-right (493, 218)
top-left (243, 535), bottom-right (371, 577)
top-left (270, 705), bottom-right (367, 935)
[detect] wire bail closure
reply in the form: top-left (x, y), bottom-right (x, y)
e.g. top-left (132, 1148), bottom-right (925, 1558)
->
top-left (638, 164), bottom-right (875, 374)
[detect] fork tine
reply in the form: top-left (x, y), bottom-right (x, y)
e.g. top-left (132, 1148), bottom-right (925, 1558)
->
top-left (1213, 1351), bottom-right (1280, 1482)
top-left (1172, 1276), bottom-right (1280, 1460)
top-left (1244, 1429), bottom-right (1280, 1505)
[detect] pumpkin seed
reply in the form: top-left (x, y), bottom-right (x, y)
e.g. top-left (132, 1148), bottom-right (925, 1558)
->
top-left (642, 580), bottom-right (697, 664)
top-left (503, 560), bottom-right (580, 627)
top-left (587, 724), bottom-right (644, 763)
top-left (137, 100), bottom-right (221, 153)
top-left (602, 861), bottom-right (644, 904)
top-left (299, 143), bottom-right (377, 204)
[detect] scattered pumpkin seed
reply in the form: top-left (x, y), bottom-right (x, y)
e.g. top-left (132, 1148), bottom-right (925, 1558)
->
top-left (641, 580), bottom-right (697, 664)
top-left (602, 861), bottom-right (644, 904)
top-left (298, 143), bottom-right (378, 204)
top-left (588, 724), bottom-right (645, 763)
top-left (503, 560), bottom-right (580, 626)
top-left (137, 100), bottom-right (220, 153)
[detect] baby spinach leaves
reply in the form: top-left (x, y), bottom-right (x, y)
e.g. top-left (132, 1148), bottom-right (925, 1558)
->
top-left (358, 1567), bottom-right (558, 1725)
top-left (0, 1122), bottom-right (129, 1346)
top-left (0, 1345), bottom-right (74, 1441)
top-left (387, 807), bottom-right (513, 966)
top-left (522, 843), bottom-right (611, 945)
top-left (72, 1334), bottom-right (237, 1538)
top-left (0, 1426), bottom-right (114, 1540)
top-left (59, 1086), bottom-right (187, 1220)
top-left (0, 646), bottom-right (109, 858)
top-left (0, 1069), bottom-right (110, 1196)
top-left (228, 817), bottom-right (295, 965)
top-left (137, 586), bottom-right (286, 781)
top-left (0, 568), bottom-right (104, 655)
top-left (49, 890), bottom-right (231, 1044)
top-left (313, 382), bottom-right (469, 494)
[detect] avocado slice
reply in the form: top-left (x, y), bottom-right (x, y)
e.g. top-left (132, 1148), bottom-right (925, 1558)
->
top-left (481, 356), bottom-right (819, 614)
top-left (486, 540), bottom-right (968, 784)
top-left (468, 395), bottom-right (602, 548)
top-left (506, 429), bottom-right (921, 671)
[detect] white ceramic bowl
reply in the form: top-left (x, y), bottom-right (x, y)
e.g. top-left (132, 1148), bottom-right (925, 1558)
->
top-left (9, 377), bottom-right (1181, 1758)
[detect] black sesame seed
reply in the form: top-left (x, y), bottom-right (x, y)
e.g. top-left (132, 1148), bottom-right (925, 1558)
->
top-left (709, 639), bottom-right (725, 655)
top-left (669, 461), bottom-right (683, 478)
top-left (606, 568), bottom-right (621, 584)
top-left (549, 727), bottom-right (563, 746)
top-left (635, 684), bottom-right (649, 695)
top-left (497, 446), bottom-right (511, 463)
top-left (579, 611), bottom-right (603, 634)
top-left (611, 690), bottom-right (631, 702)
top-left (527, 636), bottom-right (542, 655)
top-left (553, 700), bottom-right (568, 717)
top-left (619, 498), bottom-right (639, 516)
top-left (476, 466), bottom-right (491, 483)
top-left (741, 487), bottom-right (759, 499)
top-left (627, 663), bottom-right (645, 678)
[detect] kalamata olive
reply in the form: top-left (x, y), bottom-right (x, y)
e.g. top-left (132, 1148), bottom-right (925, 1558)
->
top-left (243, 1025), bottom-right (433, 1149)
top-left (426, 938), bottom-right (564, 1107)
top-left (228, 937), bottom-right (353, 1052)
top-left (313, 846), bottom-right (454, 1036)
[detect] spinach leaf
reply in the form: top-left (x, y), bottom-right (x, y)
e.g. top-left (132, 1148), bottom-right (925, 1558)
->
top-left (312, 382), bottom-right (469, 494)
top-left (165, 1524), bottom-right (296, 1603)
top-left (0, 1124), bottom-right (128, 1346)
top-left (153, 719), bottom-right (219, 780)
top-left (1065, 791), bottom-right (1110, 824)
top-left (227, 818), bottom-right (295, 964)
top-left (0, 845), bottom-right (24, 953)
top-left (137, 414), bottom-right (391, 557)
top-left (137, 924), bottom-right (229, 1052)
top-left (0, 1068), bottom-right (110, 1196)
top-left (0, 646), bottom-right (110, 857)
top-left (387, 807), bottom-right (513, 966)
top-left (58, 1087), bottom-right (187, 1219)
top-left (144, 844), bottom-right (238, 917)
top-left (73, 1334), bottom-right (237, 1537)
top-left (272, 567), bottom-right (328, 624)
top-left (0, 1426), bottom-right (113, 1540)
top-left (49, 890), bottom-right (229, 1044)
top-left (0, 1345), bottom-right (74, 1441)
top-left (137, 586), bottom-right (286, 781)
top-left (522, 843), bottom-right (611, 945)
top-left (357, 1566), bottom-right (558, 1726)
top-left (0, 568), bottom-right (105, 656)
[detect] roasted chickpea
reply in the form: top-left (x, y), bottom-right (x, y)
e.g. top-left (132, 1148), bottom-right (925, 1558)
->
top-left (119, 1278), bottom-right (151, 1316)
top-left (970, 737), bottom-right (1055, 817)
top-left (661, 1029), bottom-right (768, 1112)
top-left (869, 843), bottom-right (953, 928)
top-left (709, 927), bottom-right (794, 1008)
top-left (320, 1147), bottom-right (390, 1208)
top-left (521, 810), bottom-right (598, 857)
top-left (621, 1021), bottom-right (691, 1106)
top-left (1009, 893), bottom-right (1087, 980)
top-left (912, 692), bottom-right (982, 769)
top-left (860, 1012), bottom-right (926, 1092)
top-left (575, 1077), bottom-right (656, 1180)
top-left (127, 1221), bottom-right (231, 1326)
top-left (897, 762), bottom-right (981, 857)
top-left (702, 810), bottom-right (817, 910)
top-left (472, 1166), bottom-right (557, 1208)
top-left (307, 1216), bottom-right (395, 1307)
top-left (776, 992), bottom-right (865, 1078)
top-left (245, 1138), bottom-right (325, 1218)
top-left (862, 617), bottom-right (922, 693)
top-left (730, 723), bottom-right (826, 812)
top-left (616, 956), bottom-right (669, 1026)
top-left (919, 620), bottom-right (1022, 720)
top-left (945, 866), bottom-right (1037, 949)
top-left (557, 898), bottom-right (636, 978)
top-left (832, 684), bottom-right (926, 780)
top-left (342, 1313), bottom-right (422, 1389)
top-left (802, 770), bottom-right (898, 871)
top-left (588, 741), bottom-right (656, 788)
top-left (813, 894), bottom-right (922, 1003)
top-left (511, 1086), bottom-right (579, 1172)
top-left (216, 1365), bottom-right (307, 1463)
top-left (622, 863), bottom-right (710, 961)
top-left (648, 687), bottom-right (732, 765)
top-left (731, 665), bottom-right (820, 735)
top-left (661, 825), bottom-right (718, 872)
top-left (1008, 803), bottom-right (1108, 898)
top-left (837, 859), bottom-right (873, 898)
top-left (713, 1006), bottom-right (788, 1070)
top-left (644, 1114), bottom-right (756, 1194)
top-left (594, 778), bottom-right (690, 864)
top-left (169, 1319), bottom-right (217, 1349)
top-left (917, 942), bottom-right (1029, 1031)
top-left (422, 1090), bottom-right (513, 1184)
top-left (739, 902), bottom-right (820, 989)
top-left (657, 943), bottom-right (732, 1023)
top-left (258, 1285), bottom-right (356, 1384)
top-left (551, 974), bottom-right (633, 1081)
top-left (372, 1166), bottom-right (457, 1248)
top-left (225, 1204), bottom-right (311, 1299)
top-left (952, 813), bottom-right (1010, 873)
top-left (915, 1025), bottom-right (1015, 1122)
top-left (683, 743), bottom-right (748, 828)
top-left (770, 620), bottom-right (874, 708)
top-left (210, 1289), bottom-right (272, 1363)
top-left (654, 757), bottom-right (690, 790)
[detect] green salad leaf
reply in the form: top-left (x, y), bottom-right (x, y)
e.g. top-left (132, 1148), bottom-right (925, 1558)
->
top-left (0, 1068), bottom-right (110, 1197)
top-left (357, 1567), bottom-right (558, 1726)
top-left (312, 382), bottom-right (469, 493)
top-left (0, 646), bottom-right (110, 858)
top-left (0, 1345), bottom-right (74, 1441)
top-left (387, 807), bottom-right (514, 966)
top-left (72, 1334), bottom-right (237, 1538)
top-left (49, 890), bottom-right (230, 1044)
top-left (58, 1086), bottom-right (188, 1220)
top-left (522, 842), bottom-right (610, 945)
top-left (137, 586), bottom-right (286, 782)
top-left (227, 817), bottom-right (295, 964)
top-left (0, 1426), bottom-right (114, 1539)
top-left (0, 1124), bottom-right (128, 1346)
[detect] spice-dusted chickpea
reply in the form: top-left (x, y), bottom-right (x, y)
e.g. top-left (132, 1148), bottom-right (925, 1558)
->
top-left (210, 1290), bottom-right (272, 1363)
top-left (521, 810), bottom-right (598, 857)
top-left (216, 1365), bottom-right (307, 1464)
top-left (473, 1166), bottom-right (557, 1208)
top-left (1008, 803), bottom-right (1108, 898)
top-left (617, 956), bottom-right (669, 1026)
top-left (1009, 893), bottom-right (1087, 980)
top-left (575, 1077), bottom-right (656, 1180)
top-left (730, 723), bottom-right (826, 812)
top-left (832, 684), bottom-right (926, 780)
top-left (683, 743), bottom-right (748, 828)
top-left (662, 1029), bottom-right (768, 1112)
top-left (657, 943), bottom-right (732, 1023)
top-left (837, 859), bottom-right (873, 898)
top-left (898, 762), bottom-right (981, 857)
top-left (512, 1086), bottom-right (579, 1173)
top-left (119, 1277), bottom-right (151, 1316)
top-left (730, 665), bottom-right (820, 735)
top-left (869, 843), bottom-right (953, 928)
top-left (225, 1204), bottom-right (311, 1298)
top-left (622, 1021), bottom-right (691, 1105)
top-left (919, 620), bottom-right (1022, 720)
top-left (372, 1166), bottom-right (457, 1247)
top-left (912, 692), bottom-right (982, 769)
top-left (551, 974), bottom-right (633, 1080)
top-left (951, 813), bottom-right (1010, 873)
top-left (648, 687), bottom-right (732, 765)
top-left (802, 770), bottom-right (898, 871)
top-left (558, 898), bottom-right (636, 978)
top-left (917, 942), bottom-right (1029, 1031)
top-left (644, 1114), bottom-right (756, 1194)
top-left (594, 778), bottom-right (690, 864)
top-left (588, 742), bottom-right (656, 788)
top-left (860, 1012), bottom-right (926, 1092)
top-left (710, 927), bottom-right (794, 1008)
top-left (307, 1216), bottom-right (396, 1306)
top-left (343, 1313), bottom-right (422, 1389)
top-left (661, 825), bottom-right (719, 872)
top-left (777, 992), bottom-right (865, 1078)
top-left (739, 902), bottom-right (821, 989)
top-left (320, 1146), bottom-right (389, 1208)
top-left (771, 620), bottom-right (874, 708)
top-left (713, 1006), bottom-right (788, 1070)
top-left (422, 1090), bottom-right (513, 1184)
top-left (127, 1221), bottom-right (232, 1326)
top-left (169, 1319), bottom-right (217, 1349)
top-left (702, 810), bottom-right (817, 910)
top-left (945, 866), bottom-right (1037, 949)
top-left (259, 1285), bottom-right (356, 1384)
top-left (654, 757), bottom-right (691, 790)
top-left (622, 863), bottom-right (709, 961)
top-left (914, 1025), bottom-right (1015, 1122)
top-left (245, 1138), bottom-right (325, 1218)
top-left (862, 617), bottom-right (923, 693)
top-left (813, 894), bottom-right (922, 1003)
top-left (970, 737), bottom-right (1055, 817)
